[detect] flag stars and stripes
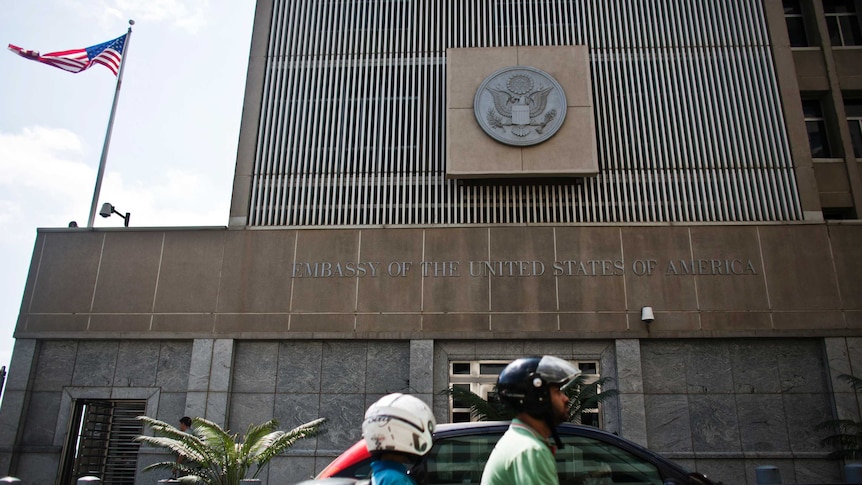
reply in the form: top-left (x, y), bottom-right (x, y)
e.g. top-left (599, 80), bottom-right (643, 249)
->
top-left (7, 34), bottom-right (126, 76)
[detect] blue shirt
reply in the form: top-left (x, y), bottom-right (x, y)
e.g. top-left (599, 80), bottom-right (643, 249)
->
top-left (371, 459), bottom-right (416, 485)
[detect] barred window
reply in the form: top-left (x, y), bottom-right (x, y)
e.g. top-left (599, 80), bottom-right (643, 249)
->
top-left (448, 360), bottom-right (603, 427)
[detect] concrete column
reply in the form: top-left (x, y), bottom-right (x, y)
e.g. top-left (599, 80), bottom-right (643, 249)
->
top-left (615, 339), bottom-right (647, 446)
top-left (185, 339), bottom-right (234, 426)
top-left (0, 340), bottom-right (38, 476)
top-left (410, 340), bottom-right (434, 407)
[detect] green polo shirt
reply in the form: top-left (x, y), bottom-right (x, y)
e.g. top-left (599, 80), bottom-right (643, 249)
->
top-left (480, 419), bottom-right (559, 485)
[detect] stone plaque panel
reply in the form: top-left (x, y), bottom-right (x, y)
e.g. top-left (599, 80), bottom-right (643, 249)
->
top-left (92, 231), bottom-right (162, 313)
top-left (357, 229), bottom-right (423, 312)
top-left (621, 227), bottom-right (699, 311)
top-left (758, 225), bottom-right (841, 310)
top-left (218, 229), bottom-right (297, 313)
top-left (828, 224), bottom-right (862, 309)
top-left (488, 226), bottom-right (557, 312)
top-left (555, 226), bottom-right (625, 311)
top-left (154, 231), bottom-right (226, 313)
top-left (447, 45), bottom-right (599, 178)
top-left (291, 230), bottom-right (360, 312)
top-left (689, 226), bottom-right (769, 311)
top-left (29, 232), bottom-right (103, 314)
top-left (423, 227), bottom-right (490, 313)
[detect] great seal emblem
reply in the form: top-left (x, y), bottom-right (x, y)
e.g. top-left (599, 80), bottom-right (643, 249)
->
top-left (474, 66), bottom-right (567, 146)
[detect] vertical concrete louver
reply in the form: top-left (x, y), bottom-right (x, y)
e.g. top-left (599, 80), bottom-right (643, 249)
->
top-left (248, 0), bottom-right (801, 226)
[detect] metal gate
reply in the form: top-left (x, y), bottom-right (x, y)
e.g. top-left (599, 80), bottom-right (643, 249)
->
top-left (59, 400), bottom-right (146, 485)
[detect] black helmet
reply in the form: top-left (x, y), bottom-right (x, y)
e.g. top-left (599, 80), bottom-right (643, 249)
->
top-left (496, 355), bottom-right (581, 419)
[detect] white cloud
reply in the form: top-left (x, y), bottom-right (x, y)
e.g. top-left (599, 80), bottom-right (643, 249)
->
top-left (63, 0), bottom-right (209, 34)
top-left (0, 126), bottom-right (94, 239)
top-left (0, 124), bottom-right (227, 237)
top-left (99, 167), bottom-right (228, 227)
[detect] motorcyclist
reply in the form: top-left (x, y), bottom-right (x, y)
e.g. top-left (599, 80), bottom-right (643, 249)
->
top-left (480, 356), bottom-right (581, 485)
top-left (362, 393), bottom-right (436, 485)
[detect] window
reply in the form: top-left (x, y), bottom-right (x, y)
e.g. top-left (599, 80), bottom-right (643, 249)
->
top-left (784, 0), bottom-right (811, 47)
top-left (824, 0), bottom-right (862, 46)
top-left (803, 99), bottom-right (833, 157)
top-left (846, 99), bottom-right (862, 157)
top-left (448, 360), bottom-right (604, 427)
top-left (58, 400), bottom-right (146, 485)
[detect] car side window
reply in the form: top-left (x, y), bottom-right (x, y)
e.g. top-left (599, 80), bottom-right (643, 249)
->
top-left (422, 432), bottom-right (502, 485)
top-left (556, 435), bottom-right (663, 485)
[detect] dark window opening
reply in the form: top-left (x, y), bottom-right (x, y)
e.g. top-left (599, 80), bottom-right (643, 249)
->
top-left (784, 0), bottom-right (811, 47)
top-left (845, 99), bottom-right (862, 157)
top-left (823, 207), bottom-right (858, 219)
top-left (824, 0), bottom-right (862, 46)
top-left (803, 99), bottom-right (833, 157)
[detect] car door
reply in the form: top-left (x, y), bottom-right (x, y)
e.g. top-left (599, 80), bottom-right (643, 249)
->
top-left (416, 431), bottom-right (678, 485)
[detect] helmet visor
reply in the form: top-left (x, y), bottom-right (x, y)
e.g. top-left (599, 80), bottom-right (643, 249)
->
top-left (536, 355), bottom-right (581, 391)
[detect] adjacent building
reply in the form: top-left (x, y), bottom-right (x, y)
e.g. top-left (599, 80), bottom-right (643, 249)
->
top-left (1, 1), bottom-right (861, 484)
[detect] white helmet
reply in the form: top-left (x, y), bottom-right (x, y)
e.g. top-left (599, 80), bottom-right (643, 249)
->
top-left (362, 393), bottom-right (436, 456)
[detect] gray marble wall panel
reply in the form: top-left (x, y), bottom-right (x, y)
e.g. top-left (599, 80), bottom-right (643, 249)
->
top-left (269, 455), bottom-right (317, 485)
top-left (114, 340), bottom-right (161, 387)
top-left (32, 341), bottom-right (75, 391)
top-left (729, 341), bottom-right (782, 393)
top-left (641, 341), bottom-right (688, 393)
top-left (317, 392), bottom-right (365, 453)
top-left (274, 393), bottom-right (324, 452)
top-left (188, 338), bottom-right (215, 392)
top-left (321, 341), bottom-right (368, 394)
top-left (20, 391), bottom-right (61, 446)
top-left (157, 392), bottom-right (188, 425)
top-left (155, 340), bottom-right (193, 392)
top-left (614, 339), bottom-right (644, 443)
top-left (71, 340), bottom-right (118, 387)
top-left (233, 341), bottom-right (279, 393)
top-left (644, 394), bottom-right (693, 451)
top-left (229, 392), bottom-right (277, 434)
top-left (366, 341), bottom-right (409, 394)
top-left (641, 339), bottom-right (836, 484)
top-left (688, 394), bottom-right (741, 452)
top-left (15, 452), bottom-right (60, 485)
top-left (684, 341), bottom-right (733, 393)
top-left (784, 392), bottom-right (833, 452)
top-left (410, 340), bottom-right (434, 401)
top-left (277, 341), bottom-right (323, 393)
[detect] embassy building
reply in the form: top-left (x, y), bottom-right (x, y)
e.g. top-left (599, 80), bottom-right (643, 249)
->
top-left (2, 1), bottom-right (862, 484)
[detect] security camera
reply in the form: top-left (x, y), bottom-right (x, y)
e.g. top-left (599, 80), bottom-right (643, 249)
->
top-left (641, 306), bottom-right (654, 324)
top-left (99, 202), bottom-right (114, 218)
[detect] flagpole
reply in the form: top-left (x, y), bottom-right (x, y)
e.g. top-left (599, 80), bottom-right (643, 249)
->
top-left (87, 19), bottom-right (135, 228)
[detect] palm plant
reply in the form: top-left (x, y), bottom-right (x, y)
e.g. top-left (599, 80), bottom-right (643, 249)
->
top-left (443, 374), bottom-right (619, 425)
top-left (817, 374), bottom-right (862, 461)
top-left (136, 415), bottom-right (326, 485)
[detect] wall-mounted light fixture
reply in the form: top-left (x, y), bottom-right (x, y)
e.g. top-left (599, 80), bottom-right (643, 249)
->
top-left (99, 202), bottom-right (130, 227)
top-left (641, 306), bottom-right (654, 324)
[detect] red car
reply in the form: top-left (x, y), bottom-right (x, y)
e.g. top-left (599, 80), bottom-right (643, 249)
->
top-left (312, 421), bottom-right (717, 485)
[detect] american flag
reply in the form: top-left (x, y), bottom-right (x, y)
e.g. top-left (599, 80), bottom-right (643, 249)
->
top-left (7, 34), bottom-right (126, 75)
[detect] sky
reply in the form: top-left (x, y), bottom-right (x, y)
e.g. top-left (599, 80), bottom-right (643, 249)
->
top-left (0, 1), bottom-right (256, 387)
